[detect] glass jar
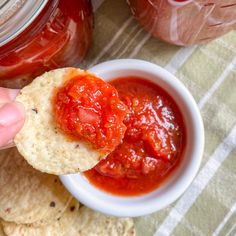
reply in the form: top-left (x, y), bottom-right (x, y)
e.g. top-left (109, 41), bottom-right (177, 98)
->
top-left (0, 0), bottom-right (93, 88)
top-left (127, 0), bottom-right (236, 46)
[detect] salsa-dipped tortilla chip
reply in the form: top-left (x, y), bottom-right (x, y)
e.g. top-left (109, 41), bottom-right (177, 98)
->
top-left (14, 68), bottom-right (127, 175)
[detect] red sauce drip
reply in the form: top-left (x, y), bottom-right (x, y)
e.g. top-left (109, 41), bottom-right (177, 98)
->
top-left (85, 77), bottom-right (185, 196)
top-left (53, 74), bottom-right (128, 154)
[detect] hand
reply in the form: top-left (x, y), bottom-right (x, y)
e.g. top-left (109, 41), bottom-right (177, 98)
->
top-left (0, 87), bottom-right (25, 150)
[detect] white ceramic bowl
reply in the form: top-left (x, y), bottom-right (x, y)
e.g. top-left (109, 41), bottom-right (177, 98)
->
top-left (60, 59), bottom-right (204, 217)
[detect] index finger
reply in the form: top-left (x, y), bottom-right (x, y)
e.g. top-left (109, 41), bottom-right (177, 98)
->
top-left (0, 87), bottom-right (20, 104)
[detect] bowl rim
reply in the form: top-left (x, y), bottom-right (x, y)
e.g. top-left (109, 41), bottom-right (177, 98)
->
top-left (60, 59), bottom-right (204, 217)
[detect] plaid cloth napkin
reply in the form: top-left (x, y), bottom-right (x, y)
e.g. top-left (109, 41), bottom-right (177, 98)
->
top-left (87, 1), bottom-right (236, 236)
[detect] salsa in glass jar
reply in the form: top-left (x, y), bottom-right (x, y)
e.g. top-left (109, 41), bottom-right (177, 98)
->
top-left (128, 0), bottom-right (236, 45)
top-left (0, 0), bottom-right (93, 88)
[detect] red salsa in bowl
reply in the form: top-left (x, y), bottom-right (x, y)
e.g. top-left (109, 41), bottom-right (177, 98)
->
top-left (84, 77), bottom-right (185, 196)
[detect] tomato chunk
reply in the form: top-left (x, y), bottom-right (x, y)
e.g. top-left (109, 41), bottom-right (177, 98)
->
top-left (53, 74), bottom-right (128, 154)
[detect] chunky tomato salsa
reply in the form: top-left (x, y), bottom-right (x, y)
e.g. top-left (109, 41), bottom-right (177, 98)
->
top-left (0, 0), bottom-right (93, 88)
top-left (85, 77), bottom-right (185, 196)
top-left (53, 74), bottom-right (128, 154)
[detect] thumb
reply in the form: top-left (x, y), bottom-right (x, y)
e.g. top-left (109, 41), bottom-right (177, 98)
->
top-left (0, 102), bottom-right (25, 148)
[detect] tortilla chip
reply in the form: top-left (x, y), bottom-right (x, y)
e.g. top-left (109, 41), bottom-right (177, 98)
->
top-left (1, 198), bottom-right (134, 236)
top-left (69, 206), bottom-right (135, 236)
top-left (14, 68), bottom-right (104, 175)
top-left (1, 199), bottom-right (80, 236)
top-left (0, 148), bottom-right (72, 225)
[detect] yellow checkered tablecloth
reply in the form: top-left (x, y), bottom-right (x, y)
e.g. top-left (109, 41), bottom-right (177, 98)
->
top-left (87, 1), bottom-right (236, 236)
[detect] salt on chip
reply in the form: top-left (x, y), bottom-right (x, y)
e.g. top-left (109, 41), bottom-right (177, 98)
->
top-left (69, 206), bottom-right (135, 236)
top-left (1, 199), bottom-right (80, 236)
top-left (0, 148), bottom-right (72, 225)
top-left (14, 68), bottom-right (105, 175)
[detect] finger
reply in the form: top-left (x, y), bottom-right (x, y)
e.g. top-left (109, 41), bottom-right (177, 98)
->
top-left (0, 141), bottom-right (15, 150)
top-left (0, 87), bottom-right (20, 104)
top-left (0, 102), bottom-right (25, 127)
top-left (8, 89), bottom-right (20, 100)
top-left (0, 102), bottom-right (25, 147)
top-left (0, 122), bottom-right (23, 147)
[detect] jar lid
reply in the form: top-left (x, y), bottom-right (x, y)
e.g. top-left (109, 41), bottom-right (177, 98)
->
top-left (0, 0), bottom-right (48, 47)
